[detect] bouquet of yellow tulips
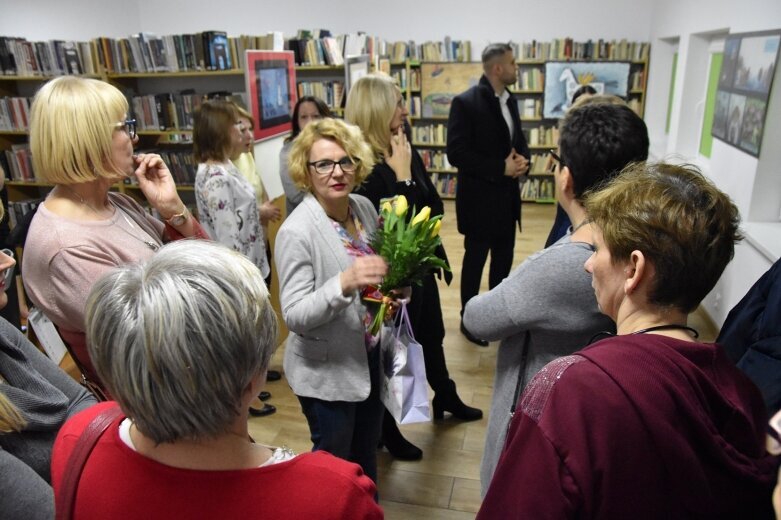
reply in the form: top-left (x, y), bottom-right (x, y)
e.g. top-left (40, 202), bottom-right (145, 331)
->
top-left (365, 195), bottom-right (450, 335)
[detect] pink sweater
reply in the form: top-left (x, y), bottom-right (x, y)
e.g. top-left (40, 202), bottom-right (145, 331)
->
top-left (22, 193), bottom-right (205, 387)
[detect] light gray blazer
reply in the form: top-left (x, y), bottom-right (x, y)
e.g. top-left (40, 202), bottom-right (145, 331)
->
top-left (275, 193), bottom-right (379, 402)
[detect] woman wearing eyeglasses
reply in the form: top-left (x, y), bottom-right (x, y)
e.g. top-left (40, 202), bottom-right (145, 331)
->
top-left (275, 118), bottom-right (387, 487)
top-left (22, 76), bottom-right (207, 398)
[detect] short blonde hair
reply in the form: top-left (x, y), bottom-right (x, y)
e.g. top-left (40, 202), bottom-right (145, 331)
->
top-left (344, 73), bottom-right (398, 159)
top-left (30, 76), bottom-right (129, 184)
top-left (585, 162), bottom-right (742, 313)
top-left (288, 118), bottom-right (375, 192)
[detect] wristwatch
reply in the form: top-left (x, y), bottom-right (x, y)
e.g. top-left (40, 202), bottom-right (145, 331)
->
top-left (165, 206), bottom-right (189, 227)
top-left (398, 179), bottom-right (416, 187)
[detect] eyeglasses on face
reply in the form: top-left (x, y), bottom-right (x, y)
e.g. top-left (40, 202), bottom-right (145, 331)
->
top-left (550, 150), bottom-right (565, 170)
top-left (116, 119), bottom-right (137, 140)
top-left (308, 157), bottom-right (358, 176)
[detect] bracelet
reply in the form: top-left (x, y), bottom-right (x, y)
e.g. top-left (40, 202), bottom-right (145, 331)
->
top-left (397, 179), bottom-right (416, 187)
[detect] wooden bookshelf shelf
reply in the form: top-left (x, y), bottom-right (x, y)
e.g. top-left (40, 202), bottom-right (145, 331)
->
top-left (0, 74), bottom-right (102, 82)
top-left (295, 65), bottom-right (344, 71)
top-left (521, 117), bottom-right (543, 122)
top-left (412, 141), bottom-right (446, 148)
top-left (0, 130), bottom-right (28, 136)
top-left (529, 144), bottom-right (557, 150)
top-left (512, 89), bottom-right (543, 94)
top-left (429, 168), bottom-right (457, 174)
top-left (108, 69), bottom-right (243, 79)
top-left (137, 130), bottom-right (193, 136)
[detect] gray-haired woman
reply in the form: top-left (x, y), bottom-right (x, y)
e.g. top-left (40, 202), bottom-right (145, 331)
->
top-left (50, 241), bottom-right (382, 519)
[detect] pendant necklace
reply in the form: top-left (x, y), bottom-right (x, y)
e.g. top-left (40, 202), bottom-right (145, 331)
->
top-left (59, 185), bottom-right (160, 251)
top-left (326, 207), bottom-right (352, 226)
top-left (589, 323), bottom-right (699, 345)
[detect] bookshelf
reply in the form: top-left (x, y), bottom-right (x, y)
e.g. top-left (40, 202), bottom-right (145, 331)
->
top-left (509, 38), bottom-right (650, 203)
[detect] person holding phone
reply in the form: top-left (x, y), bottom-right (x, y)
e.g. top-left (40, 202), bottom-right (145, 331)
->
top-left (23, 76), bottom-right (208, 398)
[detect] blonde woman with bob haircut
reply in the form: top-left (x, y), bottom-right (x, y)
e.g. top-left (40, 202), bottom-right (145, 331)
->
top-left (346, 74), bottom-right (481, 462)
top-left (50, 240), bottom-right (382, 519)
top-left (479, 163), bottom-right (777, 519)
top-left (276, 117), bottom-right (390, 488)
top-left (22, 76), bottom-right (208, 398)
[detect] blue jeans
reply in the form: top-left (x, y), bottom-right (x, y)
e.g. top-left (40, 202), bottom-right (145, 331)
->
top-left (297, 349), bottom-right (383, 486)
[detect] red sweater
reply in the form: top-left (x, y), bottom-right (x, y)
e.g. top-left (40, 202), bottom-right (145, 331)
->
top-left (52, 403), bottom-right (383, 519)
top-left (478, 335), bottom-right (777, 519)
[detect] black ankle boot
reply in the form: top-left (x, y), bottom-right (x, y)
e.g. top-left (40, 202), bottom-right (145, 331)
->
top-left (432, 380), bottom-right (483, 421)
top-left (381, 410), bottom-right (422, 460)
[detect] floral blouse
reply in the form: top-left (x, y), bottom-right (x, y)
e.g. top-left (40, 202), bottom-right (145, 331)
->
top-left (329, 213), bottom-right (380, 349)
top-left (195, 161), bottom-right (270, 279)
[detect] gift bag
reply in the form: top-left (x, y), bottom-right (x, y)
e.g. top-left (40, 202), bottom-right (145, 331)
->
top-left (379, 303), bottom-right (431, 424)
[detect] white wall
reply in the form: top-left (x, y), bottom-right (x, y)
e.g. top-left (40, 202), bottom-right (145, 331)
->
top-left (646, 0), bottom-right (781, 325)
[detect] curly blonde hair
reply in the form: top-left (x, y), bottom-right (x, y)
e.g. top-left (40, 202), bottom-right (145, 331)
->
top-left (287, 118), bottom-right (375, 192)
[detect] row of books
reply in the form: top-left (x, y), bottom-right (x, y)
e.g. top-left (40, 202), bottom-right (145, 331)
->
top-left (512, 69), bottom-right (544, 91)
top-left (122, 149), bottom-right (197, 185)
top-left (2, 144), bottom-right (34, 182)
top-left (430, 172), bottom-right (457, 197)
top-left (519, 99), bottom-right (542, 119)
top-left (95, 31), bottom-right (239, 74)
top-left (418, 149), bottom-right (453, 171)
top-left (521, 177), bottom-right (555, 201)
top-left (512, 39), bottom-right (650, 62)
top-left (0, 37), bottom-right (95, 76)
top-left (6, 198), bottom-right (43, 230)
top-left (526, 125), bottom-right (560, 147)
top-left (392, 68), bottom-right (421, 91)
top-left (408, 95), bottom-right (423, 117)
top-left (530, 152), bottom-right (557, 175)
top-left (0, 97), bottom-right (30, 131)
top-left (131, 92), bottom-right (204, 131)
top-left (630, 70), bottom-right (645, 91)
top-left (297, 81), bottom-right (344, 110)
top-left (412, 123), bottom-right (447, 145)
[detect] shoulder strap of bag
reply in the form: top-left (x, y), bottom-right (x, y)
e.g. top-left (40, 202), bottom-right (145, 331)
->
top-left (55, 404), bottom-right (123, 520)
top-left (509, 331), bottom-right (532, 419)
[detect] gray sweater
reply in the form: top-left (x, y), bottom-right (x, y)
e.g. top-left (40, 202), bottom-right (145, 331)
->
top-left (463, 236), bottom-right (614, 496)
top-left (0, 317), bottom-right (97, 519)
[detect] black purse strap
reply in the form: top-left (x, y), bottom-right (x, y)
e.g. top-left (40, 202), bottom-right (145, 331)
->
top-left (509, 331), bottom-right (532, 417)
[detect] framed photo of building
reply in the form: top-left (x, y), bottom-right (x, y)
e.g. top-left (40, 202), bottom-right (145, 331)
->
top-left (712, 29), bottom-right (780, 157)
top-left (245, 50), bottom-right (297, 141)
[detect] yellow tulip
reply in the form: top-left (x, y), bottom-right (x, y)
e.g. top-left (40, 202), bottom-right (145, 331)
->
top-left (381, 201), bottom-right (393, 214)
top-left (430, 219), bottom-right (442, 238)
top-left (411, 206), bottom-right (431, 226)
top-left (394, 195), bottom-right (408, 217)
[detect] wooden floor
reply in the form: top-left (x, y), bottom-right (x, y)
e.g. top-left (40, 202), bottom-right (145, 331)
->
top-left (248, 200), bottom-right (718, 519)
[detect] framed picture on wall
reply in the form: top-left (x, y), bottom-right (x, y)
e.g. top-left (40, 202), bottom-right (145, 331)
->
top-left (543, 61), bottom-right (630, 119)
top-left (419, 62), bottom-right (483, 118)
top-left (245, 50), bottom-right (297, 141)
top-left (345, 54), bottom-right (371, 101)
top-left (712, 29), bottom-right (780, 157)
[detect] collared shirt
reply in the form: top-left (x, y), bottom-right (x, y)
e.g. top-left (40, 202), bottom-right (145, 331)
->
top-left (497, 89), bottom-right (514, 142)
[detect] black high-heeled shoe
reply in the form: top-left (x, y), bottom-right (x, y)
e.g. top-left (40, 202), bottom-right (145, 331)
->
top-left (432, 380), bottom-right (483, 421)
top-left (380, 410), bottom-right (422, 460)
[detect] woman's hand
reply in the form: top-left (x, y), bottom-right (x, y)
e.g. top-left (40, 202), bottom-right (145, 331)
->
top-left (340, 255), bottom-right (388, 296)
top-left (133, 153), bottom-right (183, 219)
top-left (386, 127), bottom-right (412, 182)
top-left (259, 201), bottom-right (282, 225)
top-left (386, 286), bottom-right (412, 320)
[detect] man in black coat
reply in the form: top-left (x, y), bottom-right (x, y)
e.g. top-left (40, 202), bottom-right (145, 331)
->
top-left (447, 43), bottom-right (530, 346)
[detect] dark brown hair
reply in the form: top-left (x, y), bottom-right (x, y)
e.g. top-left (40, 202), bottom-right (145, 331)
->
top-left (192, 100), bottom-right (239, 162)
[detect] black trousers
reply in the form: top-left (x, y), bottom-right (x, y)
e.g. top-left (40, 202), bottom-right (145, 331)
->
top-left (407, 273), bottom-right (450, 394)
top-left (460, 230), bottom-right (516, 311)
